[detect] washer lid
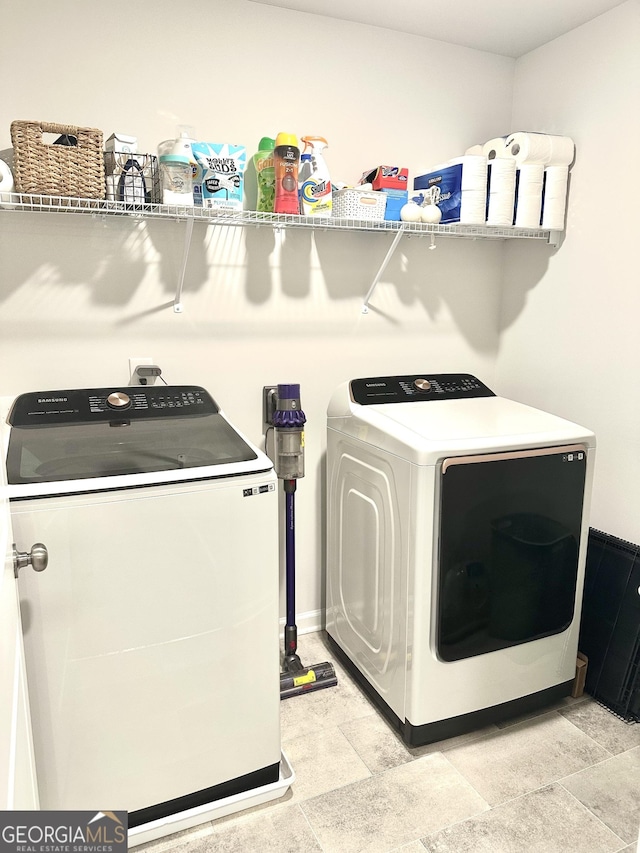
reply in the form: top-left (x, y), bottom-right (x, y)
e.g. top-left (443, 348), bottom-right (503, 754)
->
top-left (3, 386), bottom-right (268, 489)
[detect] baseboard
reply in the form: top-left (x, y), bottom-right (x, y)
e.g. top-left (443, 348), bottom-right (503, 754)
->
top-left (279, 609), bottom-right (324, 637)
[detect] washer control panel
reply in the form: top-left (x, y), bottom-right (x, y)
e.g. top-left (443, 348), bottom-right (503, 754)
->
top-left (350, 374), bottom-right (495, 405)
top-left (9, 386), bottom-right (218, 426)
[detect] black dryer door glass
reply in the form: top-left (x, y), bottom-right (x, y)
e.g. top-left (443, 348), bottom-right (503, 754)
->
top-left (437, 446), bottom-right (587, 662)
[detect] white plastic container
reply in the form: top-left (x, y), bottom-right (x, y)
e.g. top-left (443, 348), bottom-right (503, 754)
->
top-left (333, 188), bottom-right (386, 220)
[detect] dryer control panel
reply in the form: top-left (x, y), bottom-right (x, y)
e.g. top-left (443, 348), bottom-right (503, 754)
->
top-left (350, 374), bottom-right (495, 405)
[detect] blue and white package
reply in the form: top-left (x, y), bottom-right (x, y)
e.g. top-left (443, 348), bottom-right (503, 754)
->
top-left (414, 157), bottom-right (487, 225)
top-left (191, 142), bottom-right (247, 211)
top-left (414, 164), bottom-right (463, 223)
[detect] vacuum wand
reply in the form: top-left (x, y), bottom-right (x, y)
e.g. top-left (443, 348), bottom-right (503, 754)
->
top-left (284, 480), bottom-right (299, 670)
top-left (269, 383), bottom-right (338, 699)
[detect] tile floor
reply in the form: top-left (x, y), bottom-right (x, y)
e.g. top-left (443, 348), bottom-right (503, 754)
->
top-left (139, 631), bottom-right (640, 853)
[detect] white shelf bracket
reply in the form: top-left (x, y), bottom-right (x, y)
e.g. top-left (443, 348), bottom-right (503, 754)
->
top-left (362, 226), bottom-right (406, 314)
top-left (174, 216), bottom-right (195, 313)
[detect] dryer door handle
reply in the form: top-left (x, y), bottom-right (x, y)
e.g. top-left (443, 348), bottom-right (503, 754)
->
top-left (13, 543), bottom-right (49, 578)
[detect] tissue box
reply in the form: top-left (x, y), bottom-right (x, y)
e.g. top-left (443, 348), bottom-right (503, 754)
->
top-left (381, 188), bottom-right (408, 221)
top-left (360, 166), bottom-right (408, 191)
top-left (104, 133), bottom-right (138, 155)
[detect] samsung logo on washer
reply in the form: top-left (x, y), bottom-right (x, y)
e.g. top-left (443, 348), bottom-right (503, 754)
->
top-left (37, 397), bottom-right (68, 403)
top-left (365, 383), bottom-right (386, 388)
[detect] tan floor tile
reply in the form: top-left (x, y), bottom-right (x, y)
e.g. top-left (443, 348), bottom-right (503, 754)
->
top-left (421, 783), bottom-right (624, 852)
top-left (280, 663), bottom-right (375, 741)
top-left (561, 746), bottom-right (640, 845)
top-left (444, 711), bottom-right (611, 806)
top-left (202, 803), bottom-right (322, 852)
top-left (301, 752), bottom-right (489, 853)
top-left (340, 710), bottom-right (413, 774)
top-left (283, 725), bottom-right (371, 802)
top-left (560, 698), bottom-right (640, 755)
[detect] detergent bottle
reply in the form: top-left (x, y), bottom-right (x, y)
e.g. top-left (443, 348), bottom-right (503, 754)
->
top-left (299, 136), bottom-right (332, 216)
top-left (273, 132), bottom-right (300, 214)
top-left (252, 136), bottom-right (275, 212)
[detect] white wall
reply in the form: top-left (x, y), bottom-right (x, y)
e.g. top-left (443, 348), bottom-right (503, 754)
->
top-left (0, 0), bottom-right (516, 623)
top-left (496, 0), bottom-right (640, 544)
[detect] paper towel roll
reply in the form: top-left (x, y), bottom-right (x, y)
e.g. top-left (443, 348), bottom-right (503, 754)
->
top-left (543, 165), bottom-right (569, 198)
top-left (0, 158), bottom-right (15, 207)
top-left (487, 192), bottom-right (515, 227)
top-left (517, 163), bottom-right (545, 194)
top-left (513, 164), bottom-right (544, 227)
top-left (541, 165), bottom-right (569, 230)
top-left (515, 195), bottom-right (542, 228)
top-left (482, 137), bottom-right (508, 160)
top-left (505, 132), bottom-right (575, 166)
top-left (460, 189), bottom-right (487, 225)
top-left (487, 158), bottom-right (516, 194)
top-left (449, 155), bottom-right (488, 191)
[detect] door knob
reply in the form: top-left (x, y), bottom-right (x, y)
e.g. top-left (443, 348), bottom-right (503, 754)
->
top-left (13, 543), bottom-right (49, 578)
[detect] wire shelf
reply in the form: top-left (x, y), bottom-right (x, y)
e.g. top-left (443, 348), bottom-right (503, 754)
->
top-left (0, 192), bottom-right (556, 243)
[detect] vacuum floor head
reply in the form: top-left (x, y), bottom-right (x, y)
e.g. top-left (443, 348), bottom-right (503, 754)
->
top-left (280, 660), bottom-right (338, 700)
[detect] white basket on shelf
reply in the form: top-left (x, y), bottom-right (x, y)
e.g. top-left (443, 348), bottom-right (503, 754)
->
top-left (333, 188), bottom-right (387, 220)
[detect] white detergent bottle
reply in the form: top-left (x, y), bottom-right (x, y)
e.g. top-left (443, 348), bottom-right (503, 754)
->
top-left (299, 136), bottom-right (332, 216)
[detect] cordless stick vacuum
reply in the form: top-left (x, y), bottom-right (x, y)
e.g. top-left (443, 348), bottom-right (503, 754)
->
top-left (267, 384), bottom-right (338, 700)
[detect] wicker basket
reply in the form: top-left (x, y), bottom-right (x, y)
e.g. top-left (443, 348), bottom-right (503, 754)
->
top-left (10, 120), bottom-right (105, 199)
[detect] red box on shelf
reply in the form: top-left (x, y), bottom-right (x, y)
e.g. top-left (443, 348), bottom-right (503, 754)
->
top-left (360, 165), bottom-right (409, 191)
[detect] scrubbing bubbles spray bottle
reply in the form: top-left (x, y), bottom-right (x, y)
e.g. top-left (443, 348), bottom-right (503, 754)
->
top-left (299, 136), bottom-right (332, 216)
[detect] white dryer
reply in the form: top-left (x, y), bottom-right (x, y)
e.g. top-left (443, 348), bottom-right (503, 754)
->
top-left (326, 373), bottom-right (595, 746)
top-left (2, 385), bottom-right (283, 836)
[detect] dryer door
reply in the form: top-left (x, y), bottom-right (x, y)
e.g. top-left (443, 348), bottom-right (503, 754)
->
top-left (437, 445), bottom-right (588, 662)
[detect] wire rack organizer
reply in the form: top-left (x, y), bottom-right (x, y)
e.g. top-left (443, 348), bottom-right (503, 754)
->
top-left (580, 528), bottom-right (640, 723)
top-left (0, 193), bottom-right (561, 312)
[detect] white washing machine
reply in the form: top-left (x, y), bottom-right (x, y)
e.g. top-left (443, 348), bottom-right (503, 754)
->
top-left (326, 373), bottom-right (595, 746)
top-left (2, 385), bottom-right (284, 834)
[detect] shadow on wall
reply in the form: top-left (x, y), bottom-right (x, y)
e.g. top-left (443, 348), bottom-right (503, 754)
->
top-left (0, 215), bottom-right (150, 307)
top-left (499, 239), bottom-right (558, 332)
top-left (0, 211), bottom-right (553, 338)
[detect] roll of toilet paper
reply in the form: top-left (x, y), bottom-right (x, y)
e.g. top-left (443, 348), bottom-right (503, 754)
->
top-left (482, 137), bottom-right (508, 160)
top-left (0, 158), bottom-right (15, 206)
top-left (465, 144), bottom-right (484, 156)
top-left (505, 132), bottom-right (575, 166)
top-left (449, 155), bottom-right (488, 191)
